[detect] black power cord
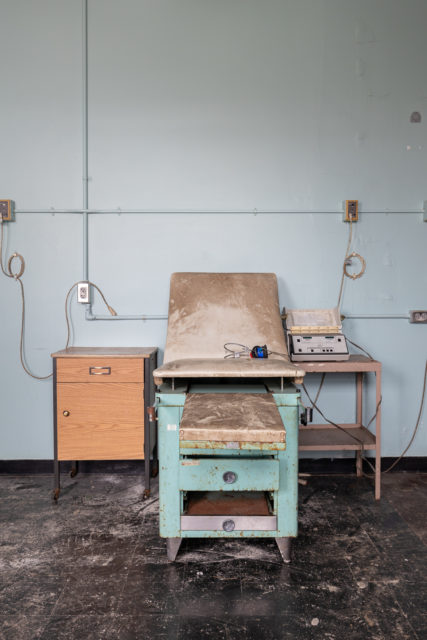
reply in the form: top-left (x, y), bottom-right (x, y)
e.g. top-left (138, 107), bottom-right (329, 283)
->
top-left (302, 381), bottom-right (378, 474)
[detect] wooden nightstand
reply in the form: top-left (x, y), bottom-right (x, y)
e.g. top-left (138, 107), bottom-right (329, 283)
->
top-left (51, 347), bottom-right (157, 501)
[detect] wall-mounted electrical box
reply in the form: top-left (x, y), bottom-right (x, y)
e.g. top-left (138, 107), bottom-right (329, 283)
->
top-left (343, 200), bottom-right (358, 222)
top-left (77, 282), bottom-right (91, 304)
top-left (0, 200), bottom-right (15, 222)
top-left (409, 310), bottom-right (427, 324)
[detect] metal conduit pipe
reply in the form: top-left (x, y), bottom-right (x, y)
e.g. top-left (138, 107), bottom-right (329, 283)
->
top-left (16, 210), bottom-right (84, 214)
top-left (82, 0), bottom-right (89, 286)
top-left (86, 313), bottom-right (168, 321)
top-left (14, 208), bottom-right (424, 215)
top-left (344, 314), bottom-right (410, 320)
top-left (87, 313), bottom-right (410, 322)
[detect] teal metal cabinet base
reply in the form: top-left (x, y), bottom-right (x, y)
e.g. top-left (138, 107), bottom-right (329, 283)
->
top-left (157, 382), bottom-right (300, 563)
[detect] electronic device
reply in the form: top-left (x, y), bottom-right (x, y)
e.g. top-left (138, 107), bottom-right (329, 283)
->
top-left (284, 307), bottom-right (350, 362)
top-left (288, 333), bottom-right (349, 361)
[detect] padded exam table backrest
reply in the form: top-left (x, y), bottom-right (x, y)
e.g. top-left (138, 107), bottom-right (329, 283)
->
top-left (153, 272), bottom-right (305, 382)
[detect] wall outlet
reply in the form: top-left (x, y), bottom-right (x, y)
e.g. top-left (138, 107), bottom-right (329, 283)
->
top-left (0, 200), bottom-right (15, 222)
top-left (409, 310), bottom-right (427, 323)
top-left (77, 282), bottom-right (90, 304)
top-left (343, 200), bottom-right (359, 222)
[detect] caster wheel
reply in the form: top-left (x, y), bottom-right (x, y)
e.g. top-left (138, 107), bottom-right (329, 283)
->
top-left (143, 489), bottom-right (150, 501)
top-left (53, 489), bottom-right (60, 501)
top-left (70, 468), bottom-right (77, 478)
top-left (151, 461), bottom-right (159, 478)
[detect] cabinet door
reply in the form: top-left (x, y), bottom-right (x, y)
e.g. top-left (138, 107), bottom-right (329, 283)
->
top-left (57, 383), bottom-right (144, 460)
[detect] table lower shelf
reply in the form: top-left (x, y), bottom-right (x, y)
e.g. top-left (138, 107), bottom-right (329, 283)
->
top-left (182, 491), bottom-right (276, 532)
top-left (298, 424), bottom-right (376, 451)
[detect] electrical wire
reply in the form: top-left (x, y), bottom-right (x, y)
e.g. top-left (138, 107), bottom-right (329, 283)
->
top-left (299, 373), bottom-right (325, 411)
top-left (223, 342), bottom-right (290, 361)
top-left (337, 219), bottom-right (353, 309)
top-left (0, 220), bottom-right (51, 379)
top-left (223, 342), bottom-right (251, 358)
top-left (366, 361), bottom-right (427, 475)
top-left (303, 360), bottom-right (425, 478)
top-left (0, 220), bottom-right (12, 278)
top-left (65, 281), bottom-right (117, 348)
top-left (343, 252), bottom-right (366, 281)
top-left (301, 358), bottom-right (382, 474)
top-left (1, 221), bottom-right (117, 378)
top-left (337, 219), bottom-right (367, 310)
top-left (302, 381), bottom-right (377, 474)
top-left (269, 350), bottom-right (290, 362)
top-left (344, 336), bottom-right (374, 360)
top-left (314, 373), bottom-right (326, 405)
top-left (302, 381), bottom-right (365, 447)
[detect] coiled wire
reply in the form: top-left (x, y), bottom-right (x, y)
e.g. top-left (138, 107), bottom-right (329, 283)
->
top-left (0, 221), bottom-right (116, 379)
top-left (0, 221), bottom-right (51, 379)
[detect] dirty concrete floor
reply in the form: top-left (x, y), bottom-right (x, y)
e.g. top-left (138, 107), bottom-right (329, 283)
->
top-left (0, 472), bottom-right (426, 640)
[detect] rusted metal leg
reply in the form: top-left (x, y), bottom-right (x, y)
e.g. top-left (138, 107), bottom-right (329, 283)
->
top-left (70, 461), bottom-right (79, 478)
top-left (355, 372), bottom-right (363, 477)
top-left (375, 369), bottom-right (382, 500)
top-left (276, 537), bottom-right (291, 563)
top-left (151, 456), bottom-right (159, 478)
top-left (144, 359), bottom-right (154, 499)
top-left (53, 459), bottom-right (60, 501)
top-left (143, 421), bottom-right (151, 500)
top-left (356, 450), bottom-right (363, 478)
top-left (356, 372), bottom-right (363, 425)
top-left (167, 538), bottom-right (182, 562)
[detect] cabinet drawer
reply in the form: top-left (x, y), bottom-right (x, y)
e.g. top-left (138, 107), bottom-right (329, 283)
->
top-left (56, 357), bottom-right (144, 383)
top-left (179, 458), bottom-right (279, 491)
top-left (57, 382), bottom-right (144, 460)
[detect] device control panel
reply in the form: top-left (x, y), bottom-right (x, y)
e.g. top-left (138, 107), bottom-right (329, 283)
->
top-left (289, 334), bottom-right (350, 362)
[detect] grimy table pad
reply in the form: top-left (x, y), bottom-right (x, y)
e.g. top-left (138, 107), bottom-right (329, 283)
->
top-left (179, 393), bottom-right (286, 443)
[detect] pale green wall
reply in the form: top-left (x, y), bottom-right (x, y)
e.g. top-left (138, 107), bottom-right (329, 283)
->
top-left (1, 0), bottom-right (426, 459)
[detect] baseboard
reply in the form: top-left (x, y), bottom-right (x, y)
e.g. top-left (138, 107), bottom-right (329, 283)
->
top-left (0, 457), bottom-right (426, 475)
top-left (299, 457), bottom-right (427, 474)
top-left (0, 460), bottom-right (146, 474)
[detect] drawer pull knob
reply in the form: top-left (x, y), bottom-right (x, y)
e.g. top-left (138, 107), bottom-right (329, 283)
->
top-left (223, 471), bottom-right (237, 484)
top-left (63, 410), bottom-right (70, 417)
top-left (89, 366), bottom-right (111, 375)
top-left (222, 519), bottom-right (235, 532)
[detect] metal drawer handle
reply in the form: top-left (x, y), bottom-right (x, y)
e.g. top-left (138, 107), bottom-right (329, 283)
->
top-left (223, 519), bottom-right (235, 532)
top-left (223, 471), bottom-right (237, 484)
top-left (63, 410), bottom-right (70, 417)
top-left (89, 366), bottom-right (111, 375)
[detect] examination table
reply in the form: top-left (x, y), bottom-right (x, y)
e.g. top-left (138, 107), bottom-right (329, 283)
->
top-left (152, 273), bottom-right (305, 562)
